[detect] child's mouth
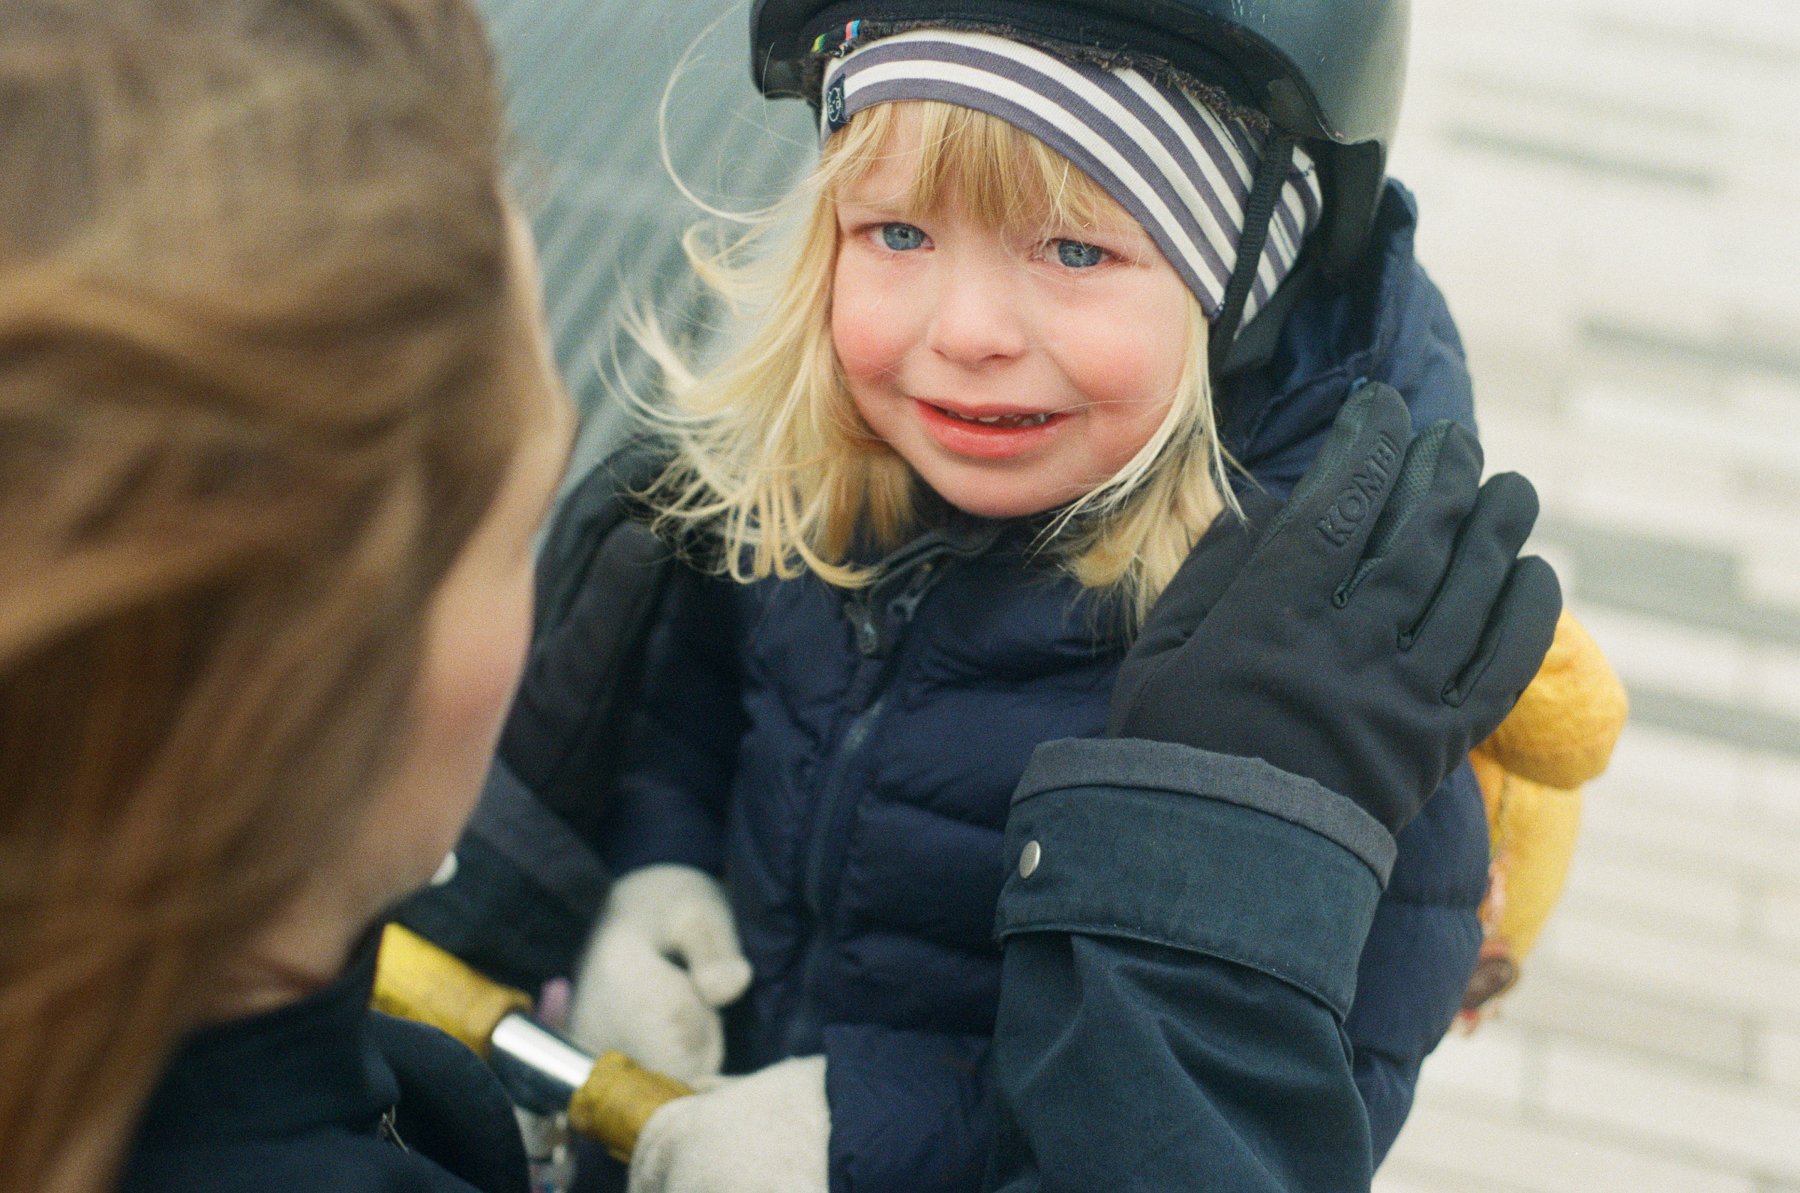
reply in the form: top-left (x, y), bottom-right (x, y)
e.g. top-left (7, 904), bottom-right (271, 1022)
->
top-left (915, 399), bottom-right (1065, 460)
top-left (926, 402), bottom-right (1057, 429)
top-left (953, 411), bottom-right (1052, 428)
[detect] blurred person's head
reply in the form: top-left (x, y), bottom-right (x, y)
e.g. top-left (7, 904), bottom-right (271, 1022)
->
top-left (0, 3), bottom-right (572, 1191)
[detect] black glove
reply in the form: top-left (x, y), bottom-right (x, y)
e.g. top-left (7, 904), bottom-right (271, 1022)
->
top-left (1108, 382), bottom-right (1561, 836)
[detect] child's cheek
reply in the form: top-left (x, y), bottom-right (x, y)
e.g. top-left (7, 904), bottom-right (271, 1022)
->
top-left (1087, 303), bottom-right (1186, 416)
top-left (831, 256), bottom-right (910, 382)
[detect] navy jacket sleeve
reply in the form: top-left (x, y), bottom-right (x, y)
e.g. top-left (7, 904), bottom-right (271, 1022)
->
top-left (397, 558), bottom-right (746, 989)
top-left (594, 564), bottom-right (746, 875)
top-left (1346, 761), bottom-right (1486, 1162)
top-left (400, 558), bottom-right (750, 985)
top-left (984, 738), bottom-right (1394, 1193)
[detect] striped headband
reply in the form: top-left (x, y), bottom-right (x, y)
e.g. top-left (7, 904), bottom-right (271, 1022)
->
top-left (819, 28), bottom-right (1322, 326)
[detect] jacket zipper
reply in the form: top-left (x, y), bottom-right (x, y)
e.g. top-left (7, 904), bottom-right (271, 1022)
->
top-left (802, 555), bottom-right (944, 916)
top-left (779, 528), bottom-right (995, 1055)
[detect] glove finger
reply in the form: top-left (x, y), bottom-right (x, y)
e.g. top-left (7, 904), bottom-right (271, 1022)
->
top-left (1444, 554), bottom-right (1562, 739)
top-left (665, 905), bottom-right (753, 1008)
top-left (1404, 471), bottom-right (1539, 670)
top-left (1252, 381), bottom-right (1414, 601)
top-left (690, 955), bottom-right (753, 1008)
top-left (1338, 422), bottom-right (1483, 615)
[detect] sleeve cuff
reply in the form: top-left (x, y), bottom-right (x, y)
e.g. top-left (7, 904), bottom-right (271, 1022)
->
top-left (1017, 738), bottom-right (1395, 877)
top-left (994, 737), bottom-right (1392, 1018)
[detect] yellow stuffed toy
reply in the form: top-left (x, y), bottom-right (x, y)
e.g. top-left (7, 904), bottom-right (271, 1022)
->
top-left (1458, 610), bottom-right (1628, 1024)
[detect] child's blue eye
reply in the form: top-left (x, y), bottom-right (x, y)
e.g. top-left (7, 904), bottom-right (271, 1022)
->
top-left (1054, 240), bottom-right (1106, 268)
top-left (881, 223), bottom-right (926, 251)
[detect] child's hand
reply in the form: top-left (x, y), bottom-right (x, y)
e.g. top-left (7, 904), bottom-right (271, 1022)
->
top-left (568, 864), bottom-right (752, 1084)
top-left (627, 1055), bottom-right (829, 1193)
top-left (1108, 382), bottom-right (1561, 837)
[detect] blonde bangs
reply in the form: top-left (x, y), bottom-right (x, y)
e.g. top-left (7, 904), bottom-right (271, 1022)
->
top-left (820, 100), bottom-right (1119, 238)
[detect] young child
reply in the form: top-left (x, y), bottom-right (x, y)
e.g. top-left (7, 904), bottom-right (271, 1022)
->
top-left (557, 4), bottom-right (1492, 1190)
top-left (0, 5), bottom-right (1547, 1193)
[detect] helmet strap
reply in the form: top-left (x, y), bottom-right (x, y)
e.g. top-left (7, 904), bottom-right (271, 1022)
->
top-left (1209, 134), bottom-right (1296, 377)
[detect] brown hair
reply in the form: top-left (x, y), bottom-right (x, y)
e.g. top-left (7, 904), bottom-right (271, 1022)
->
top-left (0, 3), bottom-right (516, 1190)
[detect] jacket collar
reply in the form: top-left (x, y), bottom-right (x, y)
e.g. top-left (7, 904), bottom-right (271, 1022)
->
top-left (1218, 180), bottom-right (1470, 492)
top-left (130, 934), bottom-right (396, 1150)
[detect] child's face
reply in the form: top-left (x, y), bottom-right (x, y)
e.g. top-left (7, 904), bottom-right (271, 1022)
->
top-left (831, 106), bottom-right (1193, 520)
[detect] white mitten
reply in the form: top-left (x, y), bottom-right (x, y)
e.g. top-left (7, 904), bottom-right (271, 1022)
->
top-left (568, 864), bottom-right (752, 1084)
top-left (628, 1055), bottom-right (829, 1193)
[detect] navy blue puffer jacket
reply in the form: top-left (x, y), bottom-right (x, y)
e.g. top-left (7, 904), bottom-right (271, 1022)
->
top-left (593, 182), bottom-right (1487, 1191)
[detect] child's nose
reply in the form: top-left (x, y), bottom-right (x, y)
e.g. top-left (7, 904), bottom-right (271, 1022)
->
top-left (925, 256), bottom-right (1027, 367)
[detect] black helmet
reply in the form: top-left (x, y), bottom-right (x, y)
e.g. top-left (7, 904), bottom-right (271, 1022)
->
top-left (750, 0), bottom-right (1409, 282)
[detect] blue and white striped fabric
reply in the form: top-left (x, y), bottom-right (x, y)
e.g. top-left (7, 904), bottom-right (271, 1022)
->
top-left (820, 29), bottom-right (1321, 324)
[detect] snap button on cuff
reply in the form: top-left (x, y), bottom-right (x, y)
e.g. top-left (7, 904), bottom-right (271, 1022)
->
top-left (1018, 840), bottom-right (1042, 879)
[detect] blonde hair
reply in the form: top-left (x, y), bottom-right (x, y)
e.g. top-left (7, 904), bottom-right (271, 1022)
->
top-left (641, 99), bottom-right (1236, 624)
top-left (0, 4), bottom-right (513, 1192)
